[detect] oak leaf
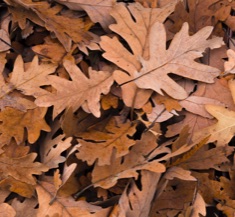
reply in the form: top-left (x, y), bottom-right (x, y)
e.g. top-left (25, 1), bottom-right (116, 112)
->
top-left (118, 171), bottom-right (162, 217)
top-left (179, 79), bottom-right (235, 118)
top-left (7, 0), bottom-right (93, 51)
top-left (10, 55), bottom-right (57, 97)
top-left (76, 118), bottom-right (137, 166)
top-left (11, 198), bottom-right (37, 217)
top-left (36, 181), bottom-right (111, 217)
top-left (91, 131), bottom-right (166, 188)
top-left (56, 0), bottom-right (115, 32)
top-left (180, 146), bottom-right (234, 170)
top-left (134, 22), bottom-right (223, 100)
top-left (100, 2), bottom-right (177, 108)
top-left (192, 105), bottom-right (235, 146)
top-left (0, 54), bottom-right (56, 111)
top-left (0, 152), bottom-right (48, 185)
top-left (0, 107), bottom-right (50, 145)
top-left (40, 135), bottom-right (72, 169)
top-left (35, 58), bottom-right (114, 118)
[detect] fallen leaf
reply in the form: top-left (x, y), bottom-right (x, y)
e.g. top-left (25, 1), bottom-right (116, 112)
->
top-left (76, 118), bottom-right (137, 166)
top-left (118, 171), bottom-right (162, 217)
top-left (0, 107), bottom-right (50, 145)
top-left (35, 58), bottom-right (114, 118)
top-left (56, 0), bottom-right (115, 32)
top-left (0, 203), bottom-right (16, 217)
top-left (36, 181), bottom-right (110, 217)
top-left (0, 152), bottom-right (48, 185)
top-left (193, 105), bottom-right (235, 146)
top-left (40, 135), bottom-right (72, 169)
top-left (134, 22), bottom-right (223, 100)
top-left (11, 198), bottom-right (37, 217)
top-left (100, 2), bottom-right (177, 108)
top-left (91, 131), bottom-right (166, 188)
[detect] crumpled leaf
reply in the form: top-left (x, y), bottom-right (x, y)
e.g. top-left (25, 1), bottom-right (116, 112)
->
top-left (91, 131), bottom-right (166, 188)
top-left (0, 107), bottom-right (50, 145)
top-left (76, 118), bottom-right (137, 166)
top-left (35, 58), bottom-right (114, 118)
top-left (134, 22), bottom-right (223, 100)
top-left (100, 2), bottom-right (177, 108)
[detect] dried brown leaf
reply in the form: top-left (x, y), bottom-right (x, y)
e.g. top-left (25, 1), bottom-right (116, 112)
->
top-left (76, 118), bottom-right (137, 166)
top-left (91, 131), bottom-right (165, 188)
top-left (36, 58), bottom-right (114, 118)
top-left (134, 22), bottom-right (223, 99)
top-left (0, 107), bottom-right (50, 145)
top-left (100, 2), bottom-right (177, 108)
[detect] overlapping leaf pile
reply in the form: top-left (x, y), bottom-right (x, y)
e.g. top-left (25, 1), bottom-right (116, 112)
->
top-left (1, 0), bottom-right (235, 216)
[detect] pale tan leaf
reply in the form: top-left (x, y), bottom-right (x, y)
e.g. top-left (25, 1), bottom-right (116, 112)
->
top-left (186, 193), bottom-right (206, 217)
top-left (100, 2), bottom-right (177, 108)
top-left (166, 111), bottom-right (216, 138)
top-left (0, 203), bottom-right (16, 217)
top-left (134, 22), bottom-right (223, 99)
top-left (192, 105), bottom-right (235, 146)
top-left (180, 79), bottom-right (235, 118)
top-left (225, 49), bottom-right (235, 74)
top-left (41, 136), bottom-right (72, 169)
top-left (35, 58), bottom-right (114, 118)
